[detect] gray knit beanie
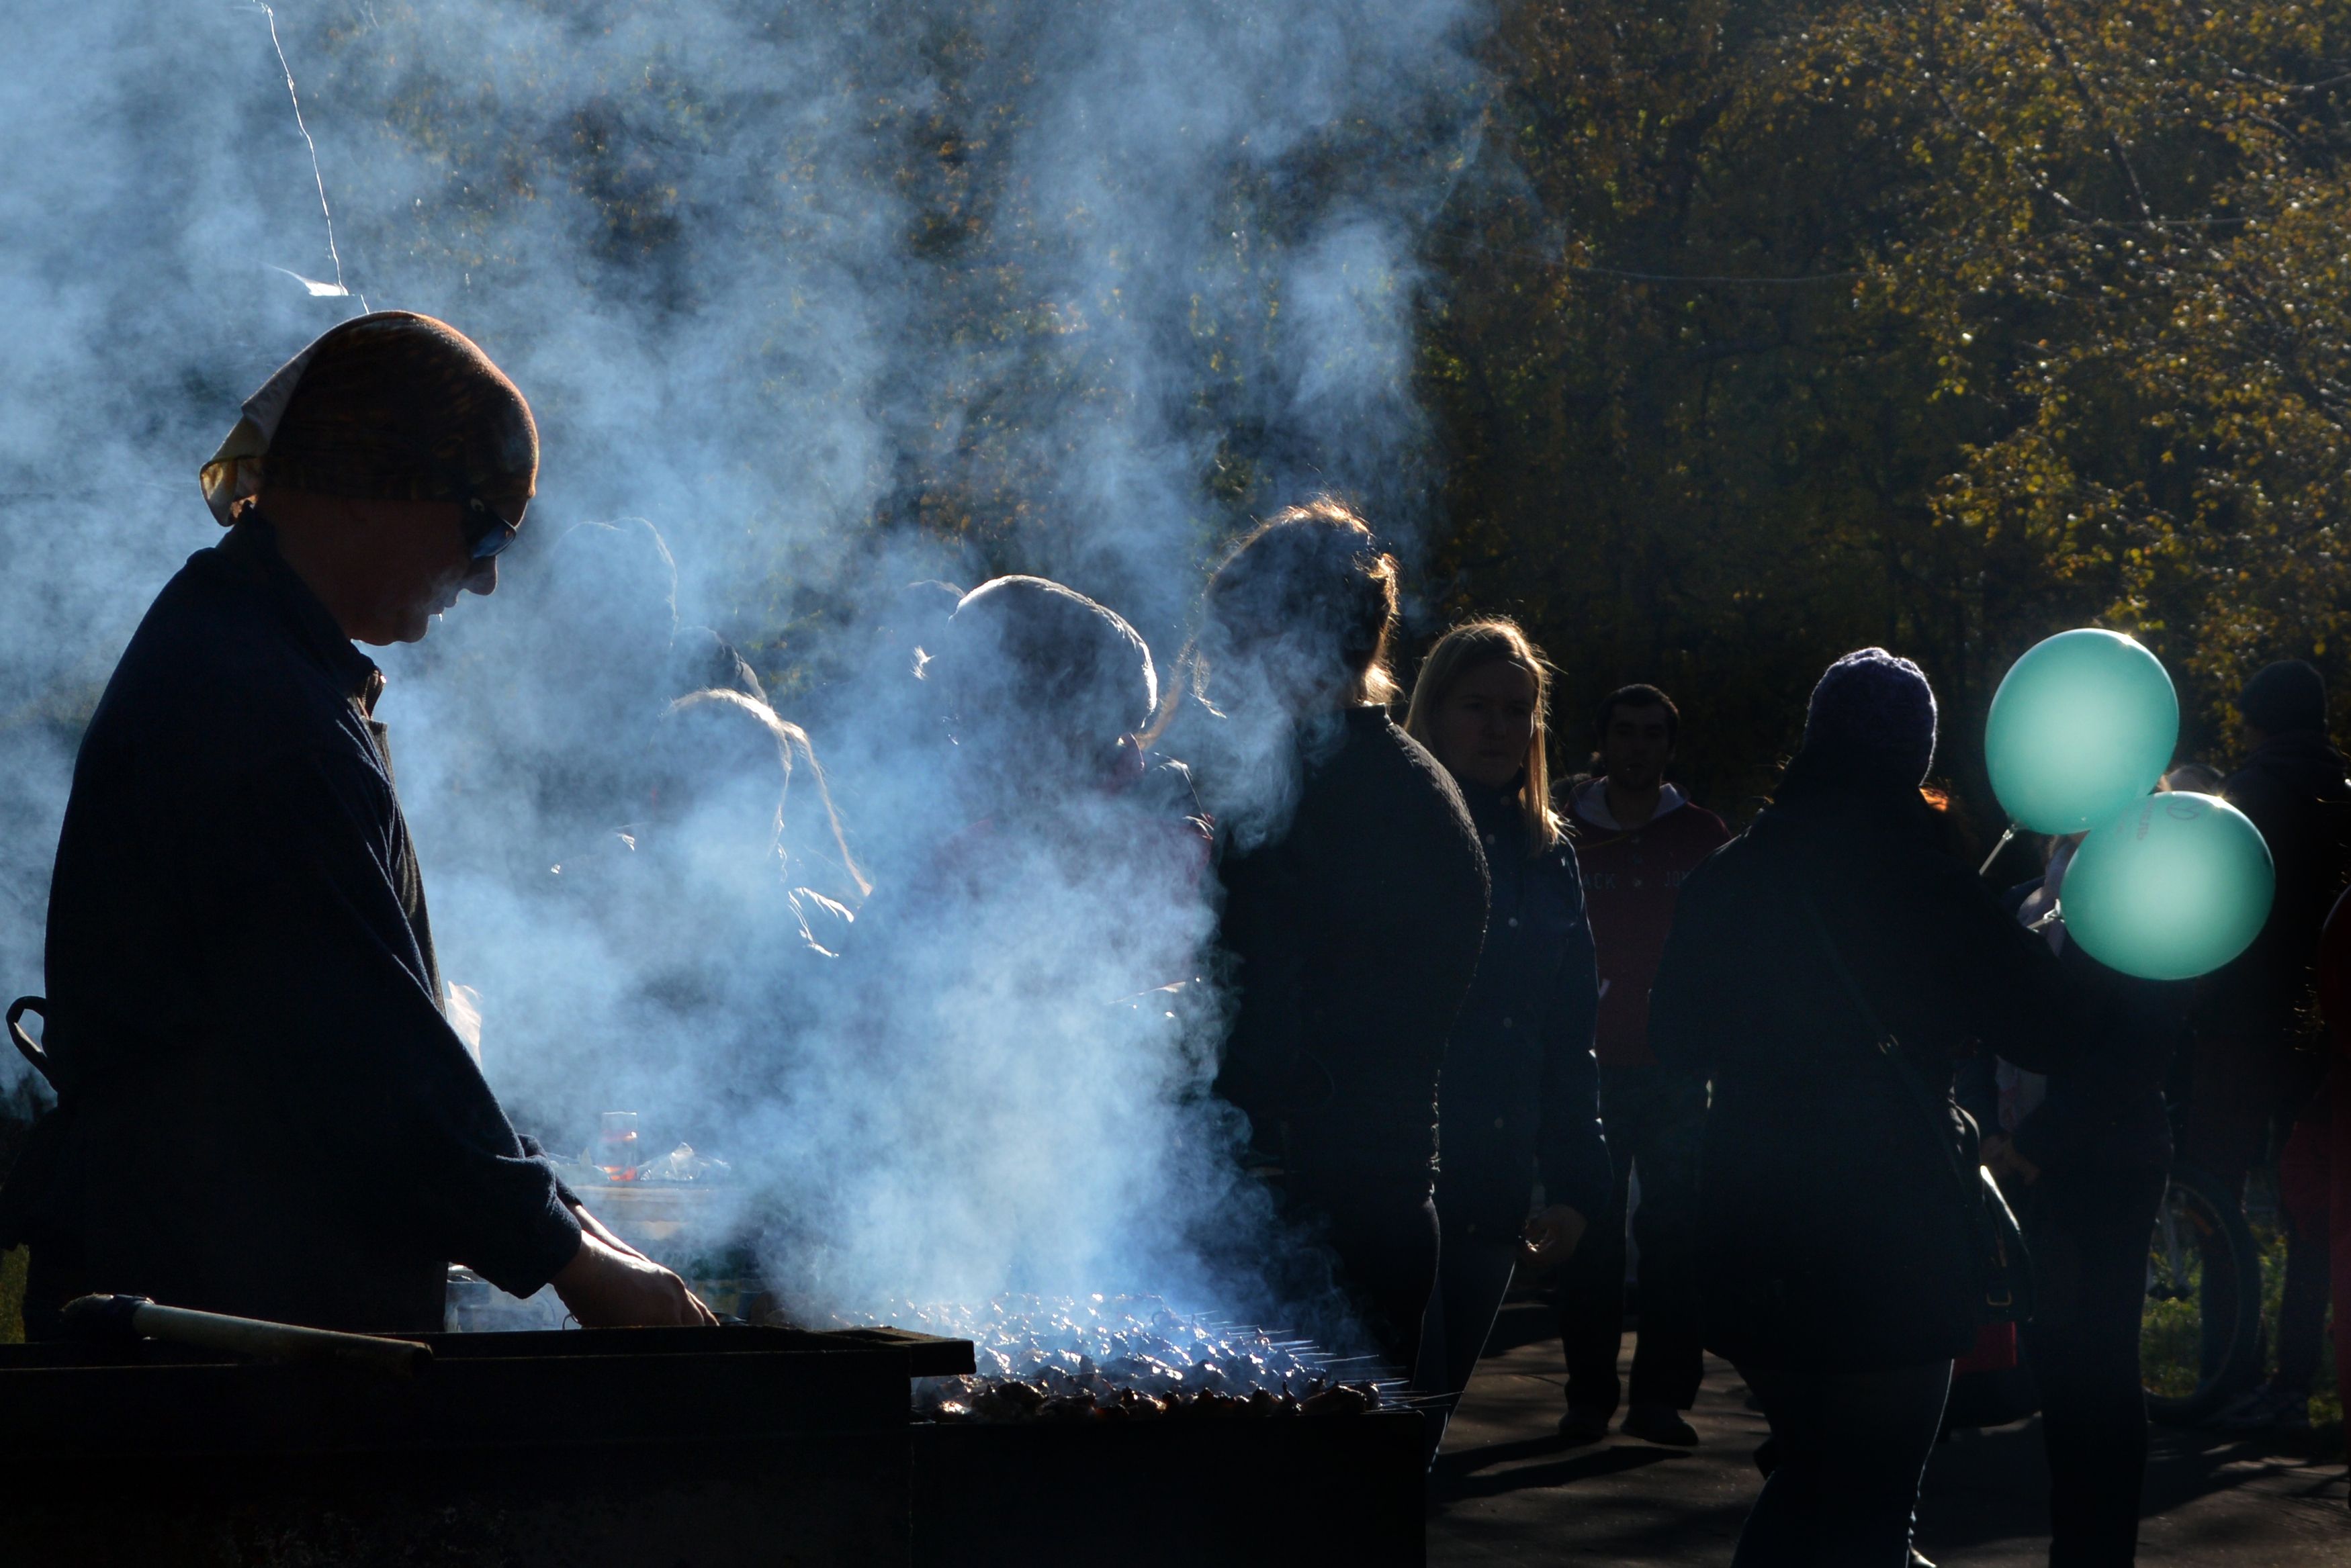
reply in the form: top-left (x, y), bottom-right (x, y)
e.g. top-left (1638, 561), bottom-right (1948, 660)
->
top-left (1803, 647), bottom-right (1939, 784)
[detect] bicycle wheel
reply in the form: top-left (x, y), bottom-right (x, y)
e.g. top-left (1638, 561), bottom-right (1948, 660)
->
top-left (2142, 1162), bottom-right (2263, 1423)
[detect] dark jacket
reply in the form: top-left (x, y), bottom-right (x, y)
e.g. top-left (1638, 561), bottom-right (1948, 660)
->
top-left (1436, 780), bottom-right (1609, 1239)
top-left (1650, 754), bottom-right (2095, 1372)
top-left (2203, 731), bottom-right (2351, 1046)
top-left (1214, 708), bottom-right (1489, 1195)
top-left (0, 516), bottom-right (581, 1334)
top-left (1994, 881), bottom-right (2186, 1177)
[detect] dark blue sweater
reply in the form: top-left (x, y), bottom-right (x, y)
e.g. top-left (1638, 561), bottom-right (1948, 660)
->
top-left (0, 516), bottom-right (580, 1332)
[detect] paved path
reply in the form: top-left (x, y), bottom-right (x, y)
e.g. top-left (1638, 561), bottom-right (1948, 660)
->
top-left (1431, 1302), bottom-right (2350, 1566)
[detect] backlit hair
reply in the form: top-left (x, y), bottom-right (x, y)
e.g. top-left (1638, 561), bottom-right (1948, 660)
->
top-left (932, 575), bottom-right (1159, 764)
top-left (1200, 498), bottom-right (1401, 708)
top-left (1403, 618), bottom-right (1564, 856)
top-left (657, 688), bottom-right (871, 901)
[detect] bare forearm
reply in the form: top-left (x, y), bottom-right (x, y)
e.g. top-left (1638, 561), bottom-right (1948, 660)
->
top-left (550, 1228), bottom-right (718, 1328)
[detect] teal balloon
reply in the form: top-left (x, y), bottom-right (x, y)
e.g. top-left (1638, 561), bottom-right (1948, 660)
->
top-left (2063, 792), bottom-right (2274, 981)
top-left (1986, 629), bottom-right (2179, 834)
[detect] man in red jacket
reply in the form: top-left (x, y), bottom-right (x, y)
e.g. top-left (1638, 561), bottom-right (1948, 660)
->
top-left (1552, 684), bottom-right (1730, 1446)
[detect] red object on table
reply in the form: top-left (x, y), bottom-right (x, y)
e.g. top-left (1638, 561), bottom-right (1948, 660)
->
top-left (1953, 1321), bottom-right (2018, 1375)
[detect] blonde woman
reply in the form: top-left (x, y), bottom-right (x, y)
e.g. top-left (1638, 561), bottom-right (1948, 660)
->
top-left (1403, 620), bottom-right (1609, 1457)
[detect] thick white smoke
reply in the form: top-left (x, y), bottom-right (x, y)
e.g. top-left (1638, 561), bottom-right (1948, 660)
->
top-left (0, 0), bottom-right (1489, 1331)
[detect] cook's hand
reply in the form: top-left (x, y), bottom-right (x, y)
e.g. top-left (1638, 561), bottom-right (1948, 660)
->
top-left (552, 1230), bottom-right (719, 1328)
top-left (1982, 1132), bottom-right (2041, 1191)
top-left (1521, 1205), bottom-right (1589, 1269)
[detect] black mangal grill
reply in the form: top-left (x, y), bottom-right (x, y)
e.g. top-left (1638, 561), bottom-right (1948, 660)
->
top-left (896, 1295), bottom-right (1425, 1565)
top-left (0, 1316), bottom-right (1426, 1566)
top-left (0, 1324), bottom-right (965, 1566)
top-left (913, 1410), bottom-right (1426, 1566)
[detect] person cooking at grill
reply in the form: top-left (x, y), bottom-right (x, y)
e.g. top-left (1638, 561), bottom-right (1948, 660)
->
top-left (1196, 502), bottom-right (1489, 1377)
top-left (0, 311), bottom-right (714, 1336)
top-left (1401, 620), bottom-right (1609, 1460)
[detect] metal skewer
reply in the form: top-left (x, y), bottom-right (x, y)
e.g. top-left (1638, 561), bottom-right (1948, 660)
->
top-left (1979, 823), bottom-right (2019, 878)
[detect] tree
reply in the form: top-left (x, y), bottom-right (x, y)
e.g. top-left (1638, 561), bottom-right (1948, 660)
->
top-left (1425, 0), bottom-right (2351, 831)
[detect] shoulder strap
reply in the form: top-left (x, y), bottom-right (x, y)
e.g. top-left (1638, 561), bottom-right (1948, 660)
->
top-left (1801, 896), bottom-right (1896, 1054)
top-left (1797, 896), bottom-right (1973, 1189)
top-left (7, 997), bottom-right (52, 1088)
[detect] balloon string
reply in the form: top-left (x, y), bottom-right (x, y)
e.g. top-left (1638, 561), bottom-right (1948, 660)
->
top-left (1979, 823), bottom-right (2018, 878)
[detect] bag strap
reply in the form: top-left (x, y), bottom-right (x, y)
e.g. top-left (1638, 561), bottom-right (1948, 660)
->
top-left (7, 996), bottom-right (54, 1089)
top-left (1796, 896), bottom-right (1976, 1192)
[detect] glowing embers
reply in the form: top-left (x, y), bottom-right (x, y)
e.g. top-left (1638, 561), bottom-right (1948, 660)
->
top-left (883, 1295), bottom-right (1389, 1424)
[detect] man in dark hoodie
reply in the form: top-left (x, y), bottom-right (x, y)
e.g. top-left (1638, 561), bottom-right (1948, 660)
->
top-left (2187, 661), bottom-right (2351, 1208)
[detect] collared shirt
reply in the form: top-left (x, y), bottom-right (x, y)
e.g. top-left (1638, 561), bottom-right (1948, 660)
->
top-left (5, 515), bottom-right (579, 1332)
top-left (1570, 781), bottom-right (1685, 833)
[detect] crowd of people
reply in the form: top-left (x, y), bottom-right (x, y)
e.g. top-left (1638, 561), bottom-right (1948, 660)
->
top-left (4, 309), bottom-right (2349, 1567)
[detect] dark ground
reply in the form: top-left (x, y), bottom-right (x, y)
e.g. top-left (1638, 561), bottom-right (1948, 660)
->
top-left (1431, 1302), bottom-right (2350, 1566)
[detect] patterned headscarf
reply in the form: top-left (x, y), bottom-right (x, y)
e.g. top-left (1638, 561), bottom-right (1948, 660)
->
top-left (200, 311), bottom-right (537, 525)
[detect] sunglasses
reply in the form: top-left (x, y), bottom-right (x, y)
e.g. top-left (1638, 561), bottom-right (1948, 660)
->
top-left (461, 496), bottom-right (522, 562)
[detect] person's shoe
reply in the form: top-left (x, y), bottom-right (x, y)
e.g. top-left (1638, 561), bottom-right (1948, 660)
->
top-left (1558, 1405), bottom-right (1611, 1445)
top-left (2213, 1383), bottom-right (2311, 1434)
top-left (1620, 1401), bottom-right (1699, 1447)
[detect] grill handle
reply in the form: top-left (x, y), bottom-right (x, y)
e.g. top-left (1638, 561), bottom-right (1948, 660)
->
top-left (62, 1294), bottom-right (433, 1379)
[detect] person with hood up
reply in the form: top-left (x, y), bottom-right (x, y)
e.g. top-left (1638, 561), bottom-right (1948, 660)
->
top-left (1650, 648), bottom-right (2098, 1565)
